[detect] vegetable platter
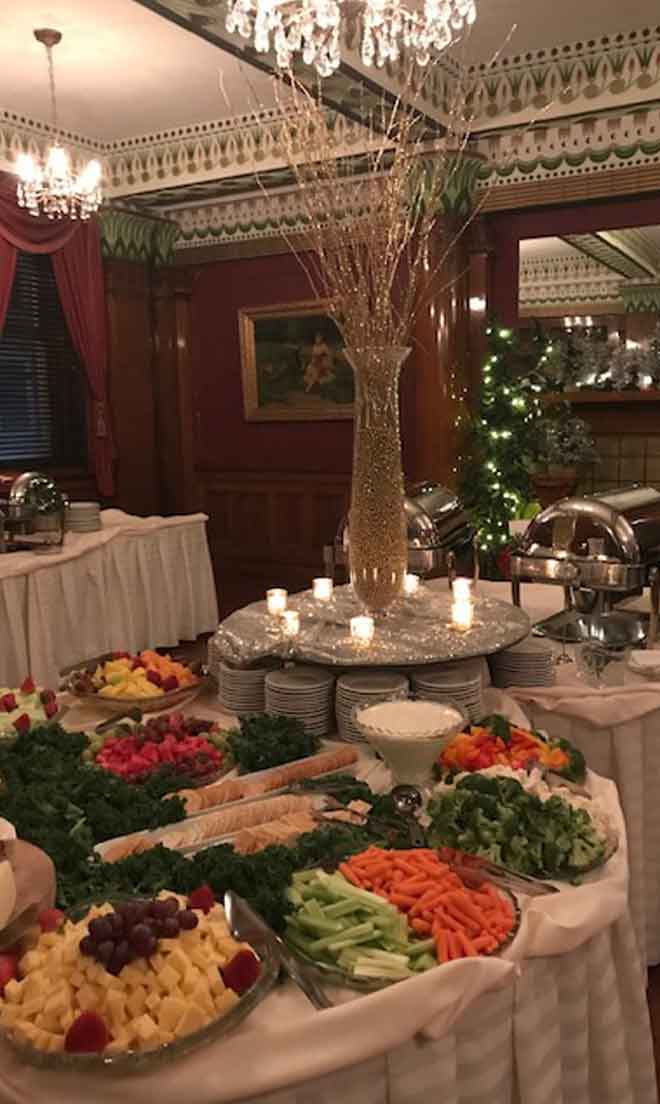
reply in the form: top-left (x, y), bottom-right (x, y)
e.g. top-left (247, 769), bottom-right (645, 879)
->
top-left (284, 847), bottom-right (519, 990)
top-left (435, 714), bottom-right (586, 785)
top-left (428, 771), bottom-right (617, 881)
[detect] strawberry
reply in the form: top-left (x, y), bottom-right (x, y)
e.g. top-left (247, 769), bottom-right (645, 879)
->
top-left (65, 1011), bottom-right (110, 1053)
top-left (0, 953), bottom-right (18, 994)
top-left (0, 693), bottom-right (16, 713)
top-left (19, 676), bottom-right (35, 695)
top-left (13, 713), bottom-right (31, 735)
top-left (44, 699), bottom-right (58, 719)
top-left (188, 885), bottom-right (215, 914)
top-left (39, 689), bottom-right (56, 705)
top-left (38, 908), bottom-right (65, 932)
top-left (162, 675), bottom-right (179, 692)
top-left (146, 669), bottom-right (162, 688)
top-left (221, 950), bottom-right (261, 995)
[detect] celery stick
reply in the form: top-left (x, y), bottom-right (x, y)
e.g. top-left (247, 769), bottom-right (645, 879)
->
top-left (412, 953), bottom-right (436, 971)
top-left (309, 921), bottom-right (374, 954)
top-left (407, 938), bottom-right (436, 957)
top-left (292, 869), bottom-right (321, 885)
top-left (286, 887), bottom-right (305, 907)
top-left (327, 931), bottom-right (383, 952)
top-left (323, 899), bottom-right (361, 920)
top-left (353, 962), bottom-right (411, 979)
top-left (296, 913), bottom-right (344, 936)
top-left (349, 948), bottom-right (410, 966)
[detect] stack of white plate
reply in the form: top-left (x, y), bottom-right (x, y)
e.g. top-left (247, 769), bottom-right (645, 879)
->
top-left (65, 501), bottom-right (101, 533)
top-left (335, 670), bottom-right (410, 743)
top-left (265, 665), bottom-right (335, 737)
top-left (218, 661), bottom-right (280, 715)
top-left (489, 637), bottom-right (556, 688)
top-left (412, 659), bottom-right (483, 723)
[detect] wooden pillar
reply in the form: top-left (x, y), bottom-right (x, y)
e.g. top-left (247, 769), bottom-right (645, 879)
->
top-left (405, 156), bottom-right (483, 488)
top-left (104, 260), bottom-right (160, 514)
top-left (152, 267), bottom-right (198, 515)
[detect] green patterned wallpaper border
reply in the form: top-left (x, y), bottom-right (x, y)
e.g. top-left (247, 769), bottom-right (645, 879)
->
top-left (99, 208), bottom-right (178, 266)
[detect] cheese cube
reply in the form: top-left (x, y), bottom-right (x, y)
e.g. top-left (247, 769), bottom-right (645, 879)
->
top-left (157, 964), bottom-right (180, 995)
top-left (176, 1004), bottom-right (206, 1037)
top-left (133, 1013), bottom-right (159, 1042)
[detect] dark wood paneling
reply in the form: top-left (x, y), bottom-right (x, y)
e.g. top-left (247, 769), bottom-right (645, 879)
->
top-left (104, 261), bottom-right (159, 514)
top-left (200, 471), bottom-right (350, 615)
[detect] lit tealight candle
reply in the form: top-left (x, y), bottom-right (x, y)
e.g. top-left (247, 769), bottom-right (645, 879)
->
top-left (351, 615), bottom-right (375, 646)
top-left (312, 577), bottom-right (334, 602)
top-left (282, 609), bottom-right (300, 637)
top-left (266, 588), bottom-right (288, 616)
top-left (451, 600), bottom-right (474, 631)
top-left (452, 577), bottom-right (472, 602)
top-left (403, 573), bottom-right (420, 596)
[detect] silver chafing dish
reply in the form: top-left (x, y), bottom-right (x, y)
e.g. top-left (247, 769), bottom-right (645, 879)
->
top-left (0, 472), bottom-right (67, 554)
top-left (324, 481), bottom-right (476, 579)
top-left (511, 486), bottom-right (660, 646)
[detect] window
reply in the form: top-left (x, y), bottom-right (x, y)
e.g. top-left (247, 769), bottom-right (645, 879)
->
top-left (0, 251), bottom-right (87, 466)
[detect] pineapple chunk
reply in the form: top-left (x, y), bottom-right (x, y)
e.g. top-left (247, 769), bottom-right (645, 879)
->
top-left (157, 996), bottom-right (188, 1034)
top-left (164, 947), bottom-right (190, 978)
top-left (106, 1029), bottom-right (131, 1057)
top-left (133, 1013), bottom-right (159, 1042)
top-left (157, 964), bottom-right (180, 995)
top-left (145, 991), bottom-right (161, 1013)
top-left (126, 986), bottom-right (147, 1019)
top-left (191, 984), bottom-right (214, 1018)
top-left (3, 979), bottom-right (22, 1004)
top-left (19, 951), bottom-right (44, 974)
top-left (176, 1003), bottom-right (206, 1037)
top-left (214, 989), bottom-right (240, 1015)
top-left (77, 984), bottom-right (101, 1012)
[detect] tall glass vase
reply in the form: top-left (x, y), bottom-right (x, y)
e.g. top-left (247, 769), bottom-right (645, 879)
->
top-left (345, 346), bottom-right (410, 615)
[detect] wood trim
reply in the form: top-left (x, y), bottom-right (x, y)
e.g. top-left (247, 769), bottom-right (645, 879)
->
top-left (481, 163), bottom-right (660, 213)
top-left (550, 389), bottom-right (660, 405)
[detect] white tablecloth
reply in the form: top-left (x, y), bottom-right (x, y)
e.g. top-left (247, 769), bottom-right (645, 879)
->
top-left (1, 692), bottom-right (655, 1104)
top-left (0, 510), bottom-right (219, 688)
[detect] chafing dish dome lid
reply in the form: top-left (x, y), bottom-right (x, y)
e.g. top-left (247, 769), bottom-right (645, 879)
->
top-left (8, 472), bottom-right (66, 515)
top-left (520, 486), bottom-right (660, 564)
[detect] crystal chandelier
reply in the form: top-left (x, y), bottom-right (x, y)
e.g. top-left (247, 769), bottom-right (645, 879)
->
top-left (226, 0), bottom-right (476, 78)
top-left (16, 29), bottom-right (102, 221)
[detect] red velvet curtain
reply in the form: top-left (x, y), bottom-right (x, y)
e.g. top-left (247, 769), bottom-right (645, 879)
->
top-left (0, 172), bottom-right (114, 496)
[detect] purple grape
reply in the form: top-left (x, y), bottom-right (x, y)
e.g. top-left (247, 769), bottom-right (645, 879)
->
top-left (178, 910), bottom-right (198, 931)
top-left (149, 900), bottom-right (169, 920)
top-left (88, 917), bottom-right (112, 944)
top-left (107, 941), bottom-right (131, 975)
top-left (162, 897), bottom-right (179, 918)
top-left (117, 902), bottom-right (140, 926)
top-left (130, 924), bottom-right (154, 955)
top-left (97, 940), bottom-right (115, 965)
top-left (79, 935), bottom-right (96, 957)
top-left (161, 917), bottom-right (180, 938)
top-left (108, 913), bottom-right (124, 938)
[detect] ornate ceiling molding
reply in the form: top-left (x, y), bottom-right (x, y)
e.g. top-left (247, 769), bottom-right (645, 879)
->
top-left (519, 251), bottom-right (623, 308)
top-left (620, 282), bottom-right (660, 312)
top-left (465, 26), bottom-right (660, 129)
top-left (562, 233), bottom-right (652, 280)
top-left (0, 108), bottom-right (101, 177)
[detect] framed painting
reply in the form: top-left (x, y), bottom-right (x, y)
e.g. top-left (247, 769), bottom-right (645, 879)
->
top-left (239, 301), bottom-right (354, 421)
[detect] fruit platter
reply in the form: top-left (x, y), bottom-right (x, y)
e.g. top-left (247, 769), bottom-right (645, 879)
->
top-left (0, 678), bottom-right (60, 742)
top-left (65, 651), bottom-right (210, 713)
top-left (284, 847), bottom-right (519, 990)
top-left (435, 714), bottom-right (586, 785)
top-left (85, 713), bottom-right (226, 786)
top-left (428, 771), bottom-right (617, 880)
top-left (0, 888), bottom-right (277, 1069)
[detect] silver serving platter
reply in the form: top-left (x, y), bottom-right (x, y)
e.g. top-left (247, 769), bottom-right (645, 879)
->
top-left (212, 582), bottom-right (530, 669)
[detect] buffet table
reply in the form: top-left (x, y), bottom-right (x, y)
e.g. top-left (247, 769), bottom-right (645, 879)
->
top-left (0, 690), bottom-right (655, 1104)
top-left (479, 579), bottom-right (660, 967)
top-left (0, 510), bottom-right (219, 688)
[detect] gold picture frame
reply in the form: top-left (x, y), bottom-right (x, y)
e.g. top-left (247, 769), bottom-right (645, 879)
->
top-left (239, 300), bottom-right (354, 422)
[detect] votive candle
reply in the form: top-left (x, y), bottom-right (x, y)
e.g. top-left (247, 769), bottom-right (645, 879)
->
top-left (351, 615), bottom-right (375, 645)
top-left (403, 573), bottom-right (420, 596)
top-left (282, 609), bottom-right (300, 637)
top-left (312, 577), bottom-right (334, 601)
top-left (266, 588), bottom-right (288, 616)
top-left (452, 577), bottom-right (472, 602)
top-left (451, 600), bottom-right (474, 631)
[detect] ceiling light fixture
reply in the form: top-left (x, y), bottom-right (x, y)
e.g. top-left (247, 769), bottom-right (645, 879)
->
top-left (226, 0), bottom-right (476, 78)
top-left (15, 28), bottom-right (102, 221)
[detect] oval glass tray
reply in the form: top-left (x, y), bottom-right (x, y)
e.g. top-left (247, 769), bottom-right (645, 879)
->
top-left (283, 881), bottom-right (521, 992)
top-left (63, 654), bottom-right (211, 715)
top-left (0, 895), bottom-right (279, 1073)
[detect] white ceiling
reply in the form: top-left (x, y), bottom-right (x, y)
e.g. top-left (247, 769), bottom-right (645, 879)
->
top-left (459, 0), bottom-right (658, 65)
top-left (520, 237), bottom-right (579, 260)
top-left (0, 0), bottom-right (275, 142)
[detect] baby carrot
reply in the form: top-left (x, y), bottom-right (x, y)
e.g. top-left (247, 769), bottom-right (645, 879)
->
top-left (455, 929), bottom-right (478, 957)
top-left (411, 918), bottom-right (432, 935)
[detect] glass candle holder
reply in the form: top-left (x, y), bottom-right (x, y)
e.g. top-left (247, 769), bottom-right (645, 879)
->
top-left (266, 588), bottom-right (288, 616)
top-left (451, 600), bottom-right (473, 631)
top-left (403, 573), bottom-right (420, 596)
top-left (351, 615), bottom-right (375, 646)
top-left (281, 610), bottom-right (300, 637)
top-left (452, 578), bottom-right (472, 602)
top-left (312, 577), bottom-right (334, 602)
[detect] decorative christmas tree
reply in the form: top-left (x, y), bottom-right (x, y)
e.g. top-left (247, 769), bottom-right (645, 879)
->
top-left (459, 325), bottom-right (542, 559)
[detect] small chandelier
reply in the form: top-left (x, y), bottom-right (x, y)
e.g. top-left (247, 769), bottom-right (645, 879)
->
top-left (226, 0), bottom-right (476, 78)
top-left (16, 29), bottom-right (102, 221)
